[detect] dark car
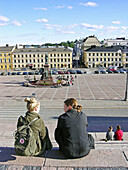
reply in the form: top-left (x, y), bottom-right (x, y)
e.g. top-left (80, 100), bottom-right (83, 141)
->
top-left (28, 72), bottom-right (34, 75)
top-left (67, 69), bottom-right (77, 74)
top-left (76, 70), bottom-right (84, 74)
top-left (106, 70), bottom-right (113, 74)
top-left (100, 70), bottom-right (107, 74)
top-left (94, 70), bottom-right (99, 74)
top-left (12, 72), bottom-right (17, 75)
top-left (7, 72), bottom-right (12, 75)
top-left (113, 70), bottom-right (119, 73)
top-left (17, 72), bottom-right (22, 75)
top-left (23, 72), bottom-right (28, 75)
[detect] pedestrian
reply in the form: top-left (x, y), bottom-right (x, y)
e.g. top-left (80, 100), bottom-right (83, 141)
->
top-left (115, 125), bottom-right (123, 141)
top-left (15, 97), bottom-right (52, 156)
top-left (106, 126), bottom-right (114, 141)
top-left (55, 98), bottom-right (95, 158)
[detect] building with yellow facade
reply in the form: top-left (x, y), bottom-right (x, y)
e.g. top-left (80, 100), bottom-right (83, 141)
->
top-left (83, 46), bottom-right (128, 68)
top-left (0, 45), bottom-right (15, 70)
top-left (12, 46), bottom-right (72, 69)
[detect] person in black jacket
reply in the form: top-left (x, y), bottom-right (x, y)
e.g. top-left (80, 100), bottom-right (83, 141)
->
top-left (55, 98), bottom-right (95, 158)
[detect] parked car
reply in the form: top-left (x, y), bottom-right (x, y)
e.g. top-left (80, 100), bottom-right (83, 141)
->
top-left (14, 68), bottom-right (21, 71)
top-left (1, 72), bottom-right (6, 75)
top-left (94, 70), bottom-right (99, 74)
top-left (119, 69), bottom-right (126, 74)
top-left (100, 70), bottom-right (107, 74)
top-left (7, 72), bottom-right (12, 75)
top-left (51, 70), bottom-right (58, 75)
top-left (21, 68), bottom-right (28, 71)
top-left (76, 70), bottom-right (84, 74)
top-left (64, 71), bottom-right (70, 74)
top-left (17, 72), bottom-right (22, 75)
top-left (113, 70), bottom-right (120, 73)
top-left (23, 72), bottom-right (28, 75)
top-left (67, 69), bottom-right (77, 74)
top-left (12, 72), bottom-right (17, 75)
top-left (58, 71), bottom-right (64, 74)
top-left (106, 70), bottom-right (113, 74)
top-left (28, 72), bottom-right (35, 75)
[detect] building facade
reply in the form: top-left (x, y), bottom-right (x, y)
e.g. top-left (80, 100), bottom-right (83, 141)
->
top-left (12, 46), bottom-right (72, 69)
top-left (81, 35), bottom-right (100, 51)
top-left (83, 46), bottom-right (128, 68)
top-left (0, 45), bottom-right (15, 70)
top-left (103, 38), bottom-right (128, 47)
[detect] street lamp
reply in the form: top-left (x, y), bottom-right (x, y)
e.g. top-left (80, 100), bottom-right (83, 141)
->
top-left (124, 70), bottom-right (128, 101)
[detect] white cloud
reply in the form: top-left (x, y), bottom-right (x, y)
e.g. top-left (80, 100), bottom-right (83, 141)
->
top-left (112, 21), bottom-right (121, 24)
top-left (0, 15), bottom-right (9, 22)
top-left (0, 23), bottom-right (9, 26)
top-left (34, 7), bottom-right (48, 11)
top-left (56, 29), bottom-right (75, 34)
top-left (106, 26), bottom-right (119, 30)
top-left (36, 18), bottom-right (48, 23)
top-left (68, 6), bottom-right (73, 9)
top-left (12, 20), bottom-right (22, 26)
top-left (81, 23), bottom-right (103, 29)
top-left (80, 2), bottom-right (98, 7)
top-left (121, 26), bottom-right (128, 30)
top-left (55, 6), bottom-right (64, 9)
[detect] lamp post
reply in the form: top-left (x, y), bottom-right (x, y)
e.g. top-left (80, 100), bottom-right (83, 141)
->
top-left (124, 70), bottom-right (128, 101)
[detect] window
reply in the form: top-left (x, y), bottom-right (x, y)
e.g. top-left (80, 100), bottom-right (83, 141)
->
top-left (0, 59), bottom-right (2, 63)
top-left (18, 60), bottom-right (20, 63)
top-left (89, 53), bottom-right (91, 56)
top-left (112, 58), bottom-right (113, 61)
top-left (97, 53), bottom-right (99, 56)
top-left (18, 55), bottom-right (20, 58)
top-left (108, 58), bottom-right (110, 61)
top-left (22, 60), bottom-right (24, 63)
top-left (38, 54), bottom-right (40, 57)
top-left (61, 59), bottom-right (63, 62)
top-left (104, 53), bottom-right (106, 56)
top-left (93, 53), bottom-right (95, 56)
top-left (68, 59), bottom-right (70, 62)
top-left (33, 59), bottom-right (35, 63)
top-left (100, 53), bottom-right (102, 56)
top-left (54, 54), bottom-right (56, 57)
top-left (89, 58), bottom-right (91, 61)
top-left (29, 55), bottom-right (31, 57)
top-left (38, 59), bottom-right (40, 62)
top-left (61, 54), bottom-right (63, 57)
top-left (97, 58), bottom-right (98, 61)
top-left (119, 58), bottom-right (121, 61)
top-left (14, 55), bottom-right (16, 58)
top-left (51, 54), bottom-right (52, 57)
top-left (8, 59), bottom-right (11, 63)
top-left (54, 59), bottom-right (56, 62)
top-left (112, 53), bottom-right (114, 56)
top-left (4, 59), bottom-right (6, 63)
top-left (93, 58), bottom-right (95, 61)
top-left (14, 60), bottom-right (16, 63)
top-left (108, 53), bottom-right (110, 56)
top-left (104, 58), bottom-right (106, 61)
top-left (115, 58), bottom-right (117, 61)
top-left (26, 55), bottom-right (27, 58)
top-left (22, 55), bottom-right (23, 58)
top-left (33, 54), bottom-right (35, 57)
top-left (68, 54), bottom-right (70, 57)
top-left (50, 59), bottom-right (52, 62)
top-left (100, 58), bottom-right (102, 61)
top-left (58, 54), bottom-right (59, 57)
top-left (41, 59), bottom-right (43, 62)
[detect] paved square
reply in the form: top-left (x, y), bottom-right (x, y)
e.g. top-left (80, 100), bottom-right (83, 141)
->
top-left (0, 74), bottom-right (126, 101)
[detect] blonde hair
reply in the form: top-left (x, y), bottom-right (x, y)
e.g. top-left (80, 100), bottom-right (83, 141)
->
top-left (24, 97), bottom-right (39, 112)
top-left (64, 98), bottom-right (82, 112)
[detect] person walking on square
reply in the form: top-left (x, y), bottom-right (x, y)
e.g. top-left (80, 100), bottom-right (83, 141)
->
top-left (106, 126), bottom-right (114, 141)
top-left (115, 125), bottom-right (123, 141)
top-left (55, 98), bottom-right (95, 158)
top-left (15, 97), bottom-right (52, 156)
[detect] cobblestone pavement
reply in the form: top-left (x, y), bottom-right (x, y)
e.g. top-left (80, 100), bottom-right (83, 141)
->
top-left (0, 74), bottom-right (126, 101)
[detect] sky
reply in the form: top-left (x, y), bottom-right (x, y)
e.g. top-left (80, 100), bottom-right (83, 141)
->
top-left (0, 0), bottom-right (128, 46)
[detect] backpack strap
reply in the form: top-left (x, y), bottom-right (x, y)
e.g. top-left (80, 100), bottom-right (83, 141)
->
top-left (28, 117), bottom-right (38, 126)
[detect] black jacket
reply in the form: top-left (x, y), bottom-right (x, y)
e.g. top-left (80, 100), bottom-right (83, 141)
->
top-left (55, 109), bottom-right (91, 158)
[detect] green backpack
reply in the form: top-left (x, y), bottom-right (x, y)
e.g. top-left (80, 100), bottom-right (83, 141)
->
top-left (14, 117), bottom-right (39, 156)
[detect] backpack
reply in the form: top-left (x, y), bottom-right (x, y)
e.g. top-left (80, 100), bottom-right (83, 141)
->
top-left (14, 117), bottom-right (39, 156)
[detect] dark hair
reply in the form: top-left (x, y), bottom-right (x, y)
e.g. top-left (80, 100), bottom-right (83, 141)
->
top-left (64, 98), bottom-right (82, 112)
top-left (117, 125), bottom-right (121, 130)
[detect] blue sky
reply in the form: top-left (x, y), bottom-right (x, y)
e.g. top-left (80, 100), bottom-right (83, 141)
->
top-left (0, 0), bottom-right (128, 46)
